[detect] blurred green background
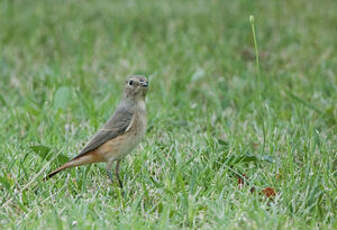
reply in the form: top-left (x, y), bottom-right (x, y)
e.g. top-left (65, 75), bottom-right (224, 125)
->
top-left (0, 0), bottom-right (336, 229)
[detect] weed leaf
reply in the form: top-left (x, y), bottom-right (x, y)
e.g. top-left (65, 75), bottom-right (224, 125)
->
top-left (53, 86), bottom-right (71, 110)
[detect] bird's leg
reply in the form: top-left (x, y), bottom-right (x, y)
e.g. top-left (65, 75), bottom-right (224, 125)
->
top-left (106, 160), bottom-right (114, 183)
top-left (115, 159), bottom-right (123, 189)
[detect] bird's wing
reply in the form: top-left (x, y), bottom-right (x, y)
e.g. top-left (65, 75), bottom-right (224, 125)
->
top-left (73, 106), bottom-right (134, 160)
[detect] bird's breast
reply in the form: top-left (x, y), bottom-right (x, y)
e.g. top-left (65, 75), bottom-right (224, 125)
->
top-left (100, 107), bottom-right (147, 161)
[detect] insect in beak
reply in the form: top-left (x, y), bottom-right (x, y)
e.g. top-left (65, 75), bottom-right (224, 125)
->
top-left (141, 82), bottom-right (148, 87)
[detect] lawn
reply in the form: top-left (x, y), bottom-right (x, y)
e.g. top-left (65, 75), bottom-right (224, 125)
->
top-left (0, 0), bottom-right (336, 229)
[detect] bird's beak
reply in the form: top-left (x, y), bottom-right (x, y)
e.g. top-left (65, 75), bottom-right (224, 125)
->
top-left (141, 82), bottom-right (148, 88)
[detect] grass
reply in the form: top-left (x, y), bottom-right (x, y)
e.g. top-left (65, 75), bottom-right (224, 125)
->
top-left (0, 0), bottom-right (336, 229)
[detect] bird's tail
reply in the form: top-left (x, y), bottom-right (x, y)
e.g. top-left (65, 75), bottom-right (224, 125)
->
top-left (44, 153), bottom-right (102, 180)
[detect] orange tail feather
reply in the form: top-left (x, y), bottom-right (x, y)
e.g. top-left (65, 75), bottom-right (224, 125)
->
top-left (44, 152), bottom-right (103, 180)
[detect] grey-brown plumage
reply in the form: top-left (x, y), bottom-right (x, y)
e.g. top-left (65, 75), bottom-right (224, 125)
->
top-left (75, 106), bottom-right (134, 160)
top-left (45, 75), bottom-right (148, 188)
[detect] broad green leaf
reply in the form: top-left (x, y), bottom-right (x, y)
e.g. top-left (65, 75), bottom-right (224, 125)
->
top-left (30, 145), bottom-right (51, 160)
top-left (260, 155), bottom-right (274, 163)
top-left (0, 176), bottom-right (11, 190)
top-left (0, 94), bottom-right (7, 106)
top-left (30, 145), bottom-right (69, 163)
top-left (217, 138), bottom-right (229, 146)
top-left (53, 86), bottom-right (71, 110)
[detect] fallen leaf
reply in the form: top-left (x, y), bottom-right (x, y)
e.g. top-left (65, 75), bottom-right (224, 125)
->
top-left (250, 187), bottom-right (256, 193)
top-left (261, 187), bottom-right (276, 198)
top-left (237, 174), bottom-right (247, 189)
top-left (241, 48), bottom-right (269, 61)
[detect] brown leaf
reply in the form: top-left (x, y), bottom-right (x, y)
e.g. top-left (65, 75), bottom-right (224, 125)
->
top-left (250, 186), bottom-right (256, 193)
top-left (241, 48), bottom-right (269, 61)
top-left (261, 187), bottom-right (276, 198)
top-left (237, 174), bottom-right (247, 189)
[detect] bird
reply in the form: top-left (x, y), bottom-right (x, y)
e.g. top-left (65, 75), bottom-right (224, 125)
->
top-left (44, 75), bottom-right (148, 188)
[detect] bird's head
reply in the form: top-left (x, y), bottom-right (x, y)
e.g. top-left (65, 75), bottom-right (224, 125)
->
top-left (123, 75), bottom-right (148, 101)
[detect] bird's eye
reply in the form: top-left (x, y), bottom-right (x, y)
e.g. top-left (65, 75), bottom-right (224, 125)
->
top-left (128, 80), bottom-right (134, 86)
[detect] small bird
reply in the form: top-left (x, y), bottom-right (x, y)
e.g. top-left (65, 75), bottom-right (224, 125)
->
top-left (45, 75), bottom-right (148, 188)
